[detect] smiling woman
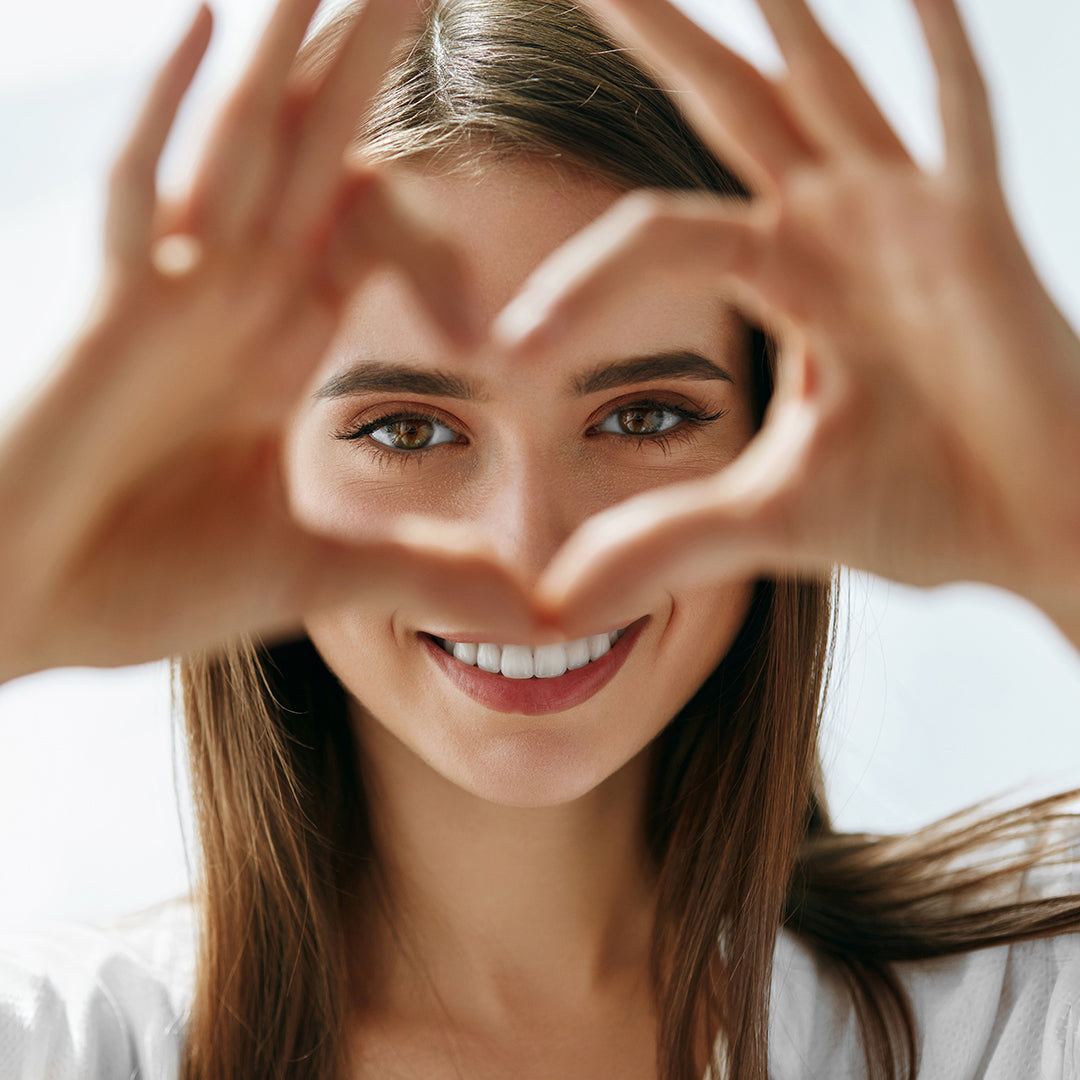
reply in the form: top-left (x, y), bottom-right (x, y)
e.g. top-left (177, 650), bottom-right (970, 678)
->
top-left (289, 162), bottom-right (756, 802)
top-left (2, 0), bottom-right (1080, 1079)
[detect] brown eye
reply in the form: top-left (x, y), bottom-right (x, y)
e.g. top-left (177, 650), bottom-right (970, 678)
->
top-left (368, 416), bottom-right (457, 450)
top-left (617, 407), bottom-right (666, 434)
top-left (380, 419), bottom-right (433, 449)
top-left (597, 405), bottom-right (683, 436)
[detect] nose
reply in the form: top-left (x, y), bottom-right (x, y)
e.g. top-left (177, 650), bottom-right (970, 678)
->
top-left (478, 445), bottom-right (591, 584)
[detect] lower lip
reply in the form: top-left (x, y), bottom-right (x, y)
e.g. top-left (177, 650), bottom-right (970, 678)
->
top-left (420, 619), bottom-right (648, 716)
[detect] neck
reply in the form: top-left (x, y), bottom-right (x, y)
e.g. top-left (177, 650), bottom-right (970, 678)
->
top-left (351, 706), bottom-right (658, 1028)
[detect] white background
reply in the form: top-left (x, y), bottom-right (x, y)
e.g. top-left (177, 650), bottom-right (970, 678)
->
top-left (1, 0), bottom-right (1078, 927)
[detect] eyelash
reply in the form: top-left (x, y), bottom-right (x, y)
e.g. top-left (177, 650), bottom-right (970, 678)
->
top-left (333, 399), bottom-right (728, 464)
top-left (333, 410), bottom-right (455, 469)
top-left (591, 400), bottom-right (727, 454)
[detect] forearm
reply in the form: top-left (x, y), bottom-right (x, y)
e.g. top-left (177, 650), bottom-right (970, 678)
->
top-left (1038, 594), bottom-right (1080, 656)
top-left (0, 522), bottom-right (49, 687)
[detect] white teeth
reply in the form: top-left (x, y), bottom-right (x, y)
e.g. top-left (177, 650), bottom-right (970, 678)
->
top-left (533, 643), bottom-right (568, 679)
top-left (500, 644), bottom-right (535, 679)
top-left (452, 641), bottom-right (478, 666)
top-left (436, 628), bottom-right (629, 679)
top-left (476, 643), bottom-right (502, 673)
top-left (564, 638), bottom-right (591, 671)
top-left (587, 634), bottom-right (612, 661)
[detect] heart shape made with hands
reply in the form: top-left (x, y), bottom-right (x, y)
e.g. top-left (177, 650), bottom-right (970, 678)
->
top-left (294, 0), bottom-right (1080, 648)
top-left (18, 0), bottom-right (1074, 683)
top-left (449, 0), bottom-right (1080, 638)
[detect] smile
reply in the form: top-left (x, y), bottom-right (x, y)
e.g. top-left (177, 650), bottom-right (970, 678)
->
top-left (433, 629), bottom-right (628, 679)
top-left (420, 619), bottom-right (647, 715)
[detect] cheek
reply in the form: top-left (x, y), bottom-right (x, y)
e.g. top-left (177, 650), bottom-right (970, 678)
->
top-left (287, 450), bottom-right (445, 542)
top-left (285, 413), bottom-right (466, 545)
top-left (662, 578), bottom-right (758, 709)
top-left (304, 607), bottom-right (401, 688)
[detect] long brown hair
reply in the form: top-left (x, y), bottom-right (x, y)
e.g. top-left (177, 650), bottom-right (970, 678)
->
top-left (178, 3), bottom-right (1080, 1078)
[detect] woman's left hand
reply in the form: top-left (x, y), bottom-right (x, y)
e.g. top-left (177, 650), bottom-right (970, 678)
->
top-left (495, 0), bottom-right (1080, 645)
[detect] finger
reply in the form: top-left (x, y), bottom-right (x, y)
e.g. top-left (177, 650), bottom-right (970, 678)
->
top-left (493, 190), bottom-right (768, 358)
top-left (536, 476), bottom-right (774, 636)
top-left (104, 4), bottom-right (213, 272)
top-left (756, 0), bottom-right (911, 161)
top-left (293, 523), bottom-right (555, 644)
top-left (584, 0), bottom-right (815, 193)
top-left (271, 0), bottom-right (424, 248)
top-left (911, 0), bottom-right (997, 179)
top-left (320, 170), bottom-right (479, 349)
top-left (151, 193), bottom-right (197, 239)
top-left (537, 404), bottom-right (825, 635)
top-left (187, 0), bottom-right (323, 241)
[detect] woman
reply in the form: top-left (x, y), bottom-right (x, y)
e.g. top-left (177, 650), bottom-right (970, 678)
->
top-left (2, 0), bottom-right (1079, 1078)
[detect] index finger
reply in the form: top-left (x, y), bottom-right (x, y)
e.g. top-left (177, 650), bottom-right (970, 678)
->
top-left (584, 0), bottom-right (816, 193)
top-left (272, 0), bottom-right (427, 247)
top-left (104, 4), bottom-right (213, 271)
top-left (237, 0), bottom-right (324, 113)
top-left (185, 0), bottom-right (325, 239)
top-left (911, 0), bottom-right (998, 180)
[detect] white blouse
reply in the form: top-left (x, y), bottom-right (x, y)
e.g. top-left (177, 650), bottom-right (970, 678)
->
top-left (2, 892), bottom-right (1080, 1078)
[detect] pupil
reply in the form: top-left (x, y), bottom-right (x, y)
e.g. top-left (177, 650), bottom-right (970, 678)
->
top-left (388, 419), bottom-right (433, 449)
top-left (619, 407), bottom-right (663, 434)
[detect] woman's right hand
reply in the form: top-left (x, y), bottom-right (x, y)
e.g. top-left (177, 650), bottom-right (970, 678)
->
top-left (0, 0), bottom-right (538, 682)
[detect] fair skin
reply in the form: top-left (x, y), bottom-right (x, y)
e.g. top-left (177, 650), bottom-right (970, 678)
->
top-left (287, 162), bottom-right (755, 1073)
top-left (0, 0), bottom-right (1078, 1073)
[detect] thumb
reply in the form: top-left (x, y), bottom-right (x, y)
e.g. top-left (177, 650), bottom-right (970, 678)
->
top-left (537, 400), bottom-right (824, 636)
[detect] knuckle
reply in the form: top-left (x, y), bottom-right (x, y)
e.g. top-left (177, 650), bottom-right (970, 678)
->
top-left (342, 168), bottom-right (386, 216)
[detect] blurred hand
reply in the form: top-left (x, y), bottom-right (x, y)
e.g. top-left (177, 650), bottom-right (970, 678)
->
top-left (0, 0), bottom-right (539, 680)
top-left (495, 0), bottom-right (1080, 643)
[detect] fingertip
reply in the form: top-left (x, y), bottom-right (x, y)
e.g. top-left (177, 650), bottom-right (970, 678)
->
top-left (171, 1), bottom-right (213, 78)
top-left (490, 298), bottom-right (560, 361)
top-left (191, 2), bottom-right (214, 45)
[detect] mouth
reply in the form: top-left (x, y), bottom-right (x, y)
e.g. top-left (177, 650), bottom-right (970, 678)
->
top-left (419, 617), bottom-right (648, 715)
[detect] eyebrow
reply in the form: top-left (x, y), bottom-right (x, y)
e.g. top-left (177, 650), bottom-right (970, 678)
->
top-left (313, 349), bottom-right (735, 403)
top-left (314, 363), bottom-right (476, 401)
top-left (572, 351), bottom-right (735, 395)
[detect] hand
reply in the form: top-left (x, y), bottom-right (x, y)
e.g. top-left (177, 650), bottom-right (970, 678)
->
top-left (494, 0), bottom-right (1080, 643)
top-left (0, 0), bottom-right (539, 681)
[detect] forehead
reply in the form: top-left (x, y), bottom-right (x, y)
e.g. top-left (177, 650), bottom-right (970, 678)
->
top-left (327, 159), bottom-right (745, 380)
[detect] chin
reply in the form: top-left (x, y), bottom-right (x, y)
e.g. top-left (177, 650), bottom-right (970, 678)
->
top-left (348, 686), bottom-right (658, 809)
top-left (428, 723), bottom-right (651, 808)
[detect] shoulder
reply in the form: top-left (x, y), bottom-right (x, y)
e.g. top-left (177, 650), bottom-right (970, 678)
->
top-left (769, 844), bottom-right (1080, 1080)
top-left (0, 898), bottom-right (196, 1080)
top-left (771, 927), bottom-right (1080, 1079)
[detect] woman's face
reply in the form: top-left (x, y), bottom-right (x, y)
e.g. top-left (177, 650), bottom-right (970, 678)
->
top-left (288, 161), bottom-right (757, 807)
